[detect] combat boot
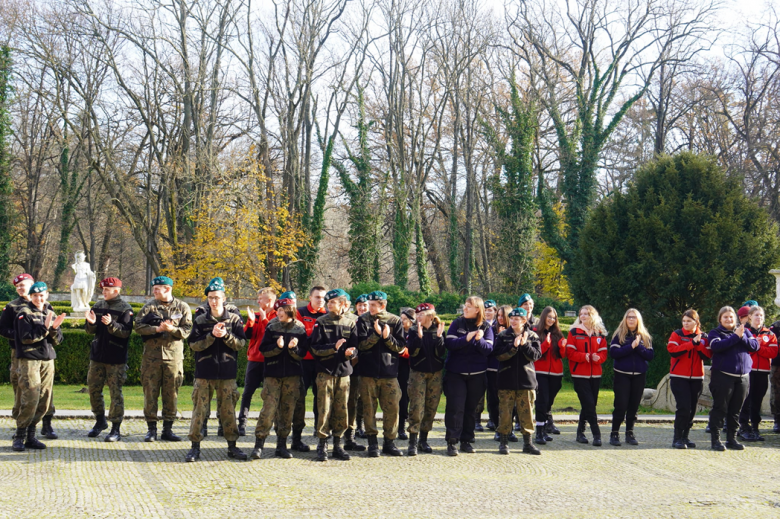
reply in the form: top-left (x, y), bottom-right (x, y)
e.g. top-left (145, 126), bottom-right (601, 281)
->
top-left (498, 434), bottom-right (509, 455)
top-left (332, 437), bottom-right (350, 460)
top-left (161, 421), bottom-right (182, 442)
top-left (507, 431), bottom-right (519, 442)
top-left (291, 429), bottom-right (310, 452)
top-left (105, 422), bottom-right (122, 442)
top-left (275, 436), bottom-right (293, 459)
top-left (227, 440), bottom-right (247, 460)
top-left (609, 431), bottom-right (621, 446)
top-left (343, 429), bottom-right (365, 451)
top-left (185, 442), bottom-right (200, 462)
top-left (316, 438), bottom-right (328, 462)
top-left (407, 433), bottom-right (418, 456)
top-left (591, 423), bottom-right (602, 446)
top-left (625, 430), bottom-right (639, 446)
top-left (682, 428), bottom-right (696, 448)
top-left (773, 419), bottom-right (780, 434)
top-left (383, 438), bottom-right (403, 456)
top-left (367, 435), bottom-right (380, 458)
top-left (88, 414), bottom-right (109, 438)
top-left (672, 429), bottom-right (687, 449)
top-left (522, 434), bottom-right (541, 455)
top-left (12, 428), bottom-right (26, 452)
top-left (355, 418), bottom-right (366, 439)
top-left (237, 417), bottom-right (247, 437)
top-left (251, 438), bottom-right (265, 459)
top-left (486, 420), bottom-right (496, 431)
top-left (418, 431), bottom-right (432, 453)
top-left (217, 422), bottom-right (224, 437)
top-left (546, 416), bottom-right (561, 435)
top-left (592, 435), bottom-right (602, 447)
top-left (534, 425), bottom-right (547, 445)
top-left (754, 426), bottom-right (765, 442)
top-left (576, 418), bottom-right (588, 444)
top-left (201, 419), bottom-right (208, 438)
top-left (41, 416), bottom-right (57, 439)
top-left (725, 431), bottom-right (744, 451)
top-left (711, 428), bottom-right (725, 451)
top-left (144, 422), bottom-right (158, 442)
top-left (447, 440), bottom-right (458, 456)
top-left (24, 424), bottom-right (46, 449)
top-left (398, 420), bottom-right (408, 440)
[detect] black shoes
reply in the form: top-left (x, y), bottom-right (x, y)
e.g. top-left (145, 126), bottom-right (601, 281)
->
top-left (201, 419), bottom-right (208, 438)
top-left (276, 436), bottom-right (293, 459)
top-left (592, 436), bottom-right (602, 447)
top-left (625, 430), bottom-right (639, 446)
top-left (316, 438), bottom-right (328, 462)
top-left (41, 417), bottom-right (58, 439)
top-left (105, 422), bottom-right (122, 442)
top-left (24, 424), bottom-right (46, 450)
top-left (418, 431), bottom-right (432, 453)
top-left (237, 418), bottom-right (247, 437)
top-left (486, 420), bottom-right (496, 431)
top-left (144, 422), bottom-right (158, 442)
top-left (291, 430), bottom-right (310, 452)
top-left (609, 432), bottom-right (621, 446)
top-left (535, 426), bottom-right (547, 445)
top-left (447, 441), bottom-right (458, 457)
top-left (459, 441), bottom-right (474, 453)
top-left (343, 430), bottom-right (366, 451)
top-left (523, 434), bottom-right (541, 455)
top-left (185, 442), bottom-right (201, 462)
top-left (576, 431), bottom-right (589, 444)
top-left (160, 421), bottom-right (182, 442)
top-left (407, 433), bottom-right (418, 456)
top-left (367, 435), bottom-right (380, 458)
top-left (498, 435), bottom-right (509, 455)
top-left (398, 421), bottom-right (408, 440)
top-left (474, 423), bottom-right (484, 433)
top-left (88, 414), bottom-right (109, 438)
top-left (12, 427), bottom-right (25, 451)
top-left (332, 437), bottom-right (350, 460)
top-left (546, 417), bottom-right (561, 435)
top-left (382, 439), bottom-right (403, 456)
top-left (227, 441), bottom-right (247, 460)
top-left (251, 438), bottom-right (265, 459)
top-left (725, 438), bottom-right (744, 450)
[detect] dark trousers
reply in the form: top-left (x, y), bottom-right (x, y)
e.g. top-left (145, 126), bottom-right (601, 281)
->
top-left (572, 377), bottom-right (601, 436)
top-left (398, 360), bottom-right (410, 423)
top-left (292, 359), bottom-right (318, 431)
top-left (238, 361), bottom-right (264, 420)
top-left (485, 370), bottom-right (499, 424)
top-left (444, 372), bottom-right (486, 443)
top-left (611, 371), bottom-right (646, 432)
top-left (535, 374), bottom-right (562, 423)
top-left (739, 371), bottom-right (768, 429)
top-left (708, 370), bottom-right (749, 436)
top-left (669, 377), bottom-right (703, 431)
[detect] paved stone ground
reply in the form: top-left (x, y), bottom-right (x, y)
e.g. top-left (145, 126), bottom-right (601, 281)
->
top-left (2, 418), bottom-right (780, 518)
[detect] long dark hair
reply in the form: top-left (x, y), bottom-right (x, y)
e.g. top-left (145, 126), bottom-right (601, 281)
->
top-left (537, 306), bottom-right (563, 359)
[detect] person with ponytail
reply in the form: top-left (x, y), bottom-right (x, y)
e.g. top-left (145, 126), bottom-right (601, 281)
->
top-left (532, 306), bottom-right (566, 445)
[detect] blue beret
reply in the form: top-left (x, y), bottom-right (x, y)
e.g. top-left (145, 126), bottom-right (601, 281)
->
top-left (280, 291), bottom-right (296, 300)
top-left (325, 289), bottom-right (350, 302)
top-left (355, 294), bottom-right (369, 304)
top-left (205, 277), bottom-right (225, 295)
top-left (484, 299), bottom-right (497, 309)
top-left (508, 307), bottom-right (528, 318)
top-left (518, 293), bottom-right (533, 306)
top-left (30, 281), bottom-right (48, 294)
top-left (152, 276), bottom-right (174, 287)
top-left (367, 291), bottom-right (387, 302)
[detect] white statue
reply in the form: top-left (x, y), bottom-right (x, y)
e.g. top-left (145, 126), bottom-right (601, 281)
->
top-left (71, 252), bottom-right (96, 311)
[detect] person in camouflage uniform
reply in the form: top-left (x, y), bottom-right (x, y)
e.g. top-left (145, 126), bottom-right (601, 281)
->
top-left (405, 303), bottom-right (446, 455)
top-left (346, 294), bottom-right (369, 442)
top-left (84, 277), bottom-right (134, 442)
top-left (493, 307), bottom-right (542, 455)
top-left (12, 282), bottom-right (66, 451)
top-left (250, 298), bottom-right (309, 460)
top-left (134, 276), bottom-right (192, 442)
top-left (0, 274), bottom-right (35, 427)
top-left (356, 291), bottom-right (406, 457)
top-left (185, 278), bottom-right (248, 462)
top-left (310, 289), bottom-right (359, 461)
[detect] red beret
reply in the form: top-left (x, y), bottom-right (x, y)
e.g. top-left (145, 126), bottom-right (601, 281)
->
top-left (416, 303), bottom-right (435, 313)
top-left (274, 298), bottom-right (295, 310)
top-left (737, 306), bottom-right (750, 318)
top-left (12, 273), bottom-right (33, 286)
top-left (100, 277), bottom-right (122, 288)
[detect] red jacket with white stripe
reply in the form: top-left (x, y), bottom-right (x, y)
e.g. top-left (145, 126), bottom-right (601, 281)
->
top-left (244, 309), bottom-right (277, 363)
top-left (533, 328), bottom-right (566, 376)
top-left (565, 327), bottom-right (608, 378)
top-left (748, 326), bottom-right (778, 373)
top-left (667, 328), bottom-right (710, 379)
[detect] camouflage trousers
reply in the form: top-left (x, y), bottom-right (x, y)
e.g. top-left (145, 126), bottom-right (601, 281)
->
top-left (360, 376), bottom-right (401, 440)
top-left (141, 356), bottom-right (184, 422)
top-left (255, 376), bottom-right (300, 440)
top-left (16, 358), bottom-right (54, 429)
top-left (347, 374), bottom-right (363, 431)
top-left (87, 361), bottom-right (127, 423)
top-left (10, 348), bottom-right (20, 420)
top-left (407, 370), bottom-right (443, 434)
top-left (204, 384), bottom-right (239, 423)
top-left (316, 373), bottom-right (350, 439)
top-left (189, 379), bottom-right (240, 443)
top-left (498, 389), bottom-right (535, 437)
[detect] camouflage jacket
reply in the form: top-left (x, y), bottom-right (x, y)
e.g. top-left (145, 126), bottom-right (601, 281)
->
top-left (356, 310), bottom-right (405, 379)
top-left (134, 297), bottom-right (192, 361)
top-left (493, 326), bottom-right (542, 391)
top-left (85, 296), bottom-right (134, 365)
top-left (189, 309), bottom-right (247, 380)
top-left (15, 301), bottom-right (63, 361)
top-left (407, 323), bottom-right (446, 373)
top-left (310, 311), bottom-right (358, 377)
top-left (260, 317), bottom-right (308, 378)
top-left (0, 296), bottom-right (29, 351)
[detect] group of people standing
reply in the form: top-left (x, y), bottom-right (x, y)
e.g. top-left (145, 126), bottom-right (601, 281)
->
top-left (2, 271), bottom-right (779, 459)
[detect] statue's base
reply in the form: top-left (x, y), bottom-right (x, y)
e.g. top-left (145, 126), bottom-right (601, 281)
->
top-left (69, 311), bottom-right (88, 318)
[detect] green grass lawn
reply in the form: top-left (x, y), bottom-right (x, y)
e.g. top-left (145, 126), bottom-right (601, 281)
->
top-left (0, 381), bottom-right (671, 415)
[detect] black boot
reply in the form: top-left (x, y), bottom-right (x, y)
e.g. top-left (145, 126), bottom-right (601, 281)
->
top-left (217, 422), bottom-right (224, 437)
top-left (754, 426), bottom-right (765, 441)
top-left (88, 414), bottom-right (109, 438)
top-left (40, 416), bottom-right (56, 439)
top-left (535, 425), bottom-right (547, 445)
top-left (201, 419), bottom-right (208, 438)
top-left (407, 433), bottom-right (418, 456)
top-left (459, 440), bottom-right (474, 453)
top-left (546, 415), bottom-right (561, 435)
top-left (418, 431), bottom-right (432, 453)
top-left (773, 420), bottom-right (780, 434)
top-left (332, 437), bottom-right (350, 460)
top-left (576, 421), bottom-right (588, 444)
top-left (343, 429), bottom-right (366, 451)
top-left (711, 428), bottom-right (725, 451)
top-left (447, 440), bottom-right (459, 456)
top-left (625, 430), bottom-right (639, 446)
top-left (291, 429), bottom-right (310, 452)
top-left (161, 421), bottom-right (182, 442)
top-left (672, 428), bottom-right (687, 449)
top-left (355, 419), bottom-right (366, 439)
top-left (367, 435), bottom-right (380, 458)
top-left (251, 438), bottom-right (265, 459)
top-left (609, 431), bottom-right (621, 446)
top-left (105, 422), bottom-right (122, 442)
top-left (507, 431), bottom-right (519, 442)
top-left (12, 427), bottom-right (26, 451)
top-left (682, 428), bottom-right (696, 448)
top-left (227, 440), bottom-right (247, 460)
top-left (498, 434), bottom-right (509, 455)
top-left (398, 420), bottom-right (408, 440)
top-left (591, 423), bottom-right (602, 446)
top-left (275, 436), bottom-right (293, 458)
top-left (592, 435), bottom-right (602, 447)
top-left (144, 422), bottom-right (158, 442)
top-left (185, 442), bottom-right (201, 462)
top-left (486, 420), bottom-right (496, 431)
top-left (737, 423), bottom-right (750, 440)
top-left (474, 421), bottom-right (484, 433)
top-left (725, 431), bottom-right (744, 451)
top-left (382, 438), bottom-right (403, 456)
top-left (522, 434), bottom-right (541, 455)
top-left (24, 424), bottom-right (46, 449)
top-left (237, 417), bottom-right (247, 437)
top-left (316, 438), bottom-right (329, 462)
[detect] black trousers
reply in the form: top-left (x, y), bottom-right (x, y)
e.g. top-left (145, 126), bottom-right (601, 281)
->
top-left (238, 360), bottom-right (265, 420)
top-left (486, 370), bottom-right (499, 424)
top-left (611, 371), bottom-right (646, 432)
top-left (572, 377), bottom-right (601, 436)
top-left (444, 372), bottom-right (486, 443)
top-left (535, 374), bottom-right (563, 423)
top-left (669, 377), bottom-right (703, 431)
top-left (398, 359), bottom-right (410, 422)
top-left (708, 370), bottom-right (749, 436)
top-left (292, 358), bottom-right (318, 431)
top-left (739, 371), bottom-right (768, 429)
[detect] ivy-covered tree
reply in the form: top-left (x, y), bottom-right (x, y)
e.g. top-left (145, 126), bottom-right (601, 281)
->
top-left (573, 152), bottom-right (780, 334)
top-left (0, 46), bottom-right (13, 292)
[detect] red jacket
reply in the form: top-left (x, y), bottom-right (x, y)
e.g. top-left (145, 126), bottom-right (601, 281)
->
top-left (748, 326), bottom-right (778, 373)
top-left (245, 309), bottom-right (277, 362)
top-left (565, 327), bottom-right (608, 378)
top-left (667, 328), bottom-right (710, 379)
top-left (533, 328), bottom-right (565, 376)
top-left (297, 304), bottom-right (327, 360)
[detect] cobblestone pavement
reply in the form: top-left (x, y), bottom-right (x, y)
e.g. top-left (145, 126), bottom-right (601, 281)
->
top-left (2, 418), bottom-right (780, 518)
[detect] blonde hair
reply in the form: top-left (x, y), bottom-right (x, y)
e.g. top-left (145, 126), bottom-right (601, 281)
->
top-left (717, 306), bottom-right (737, 328)
top-left (258, 287), bottom-right (277, 297)
top-left (464, 296), bottom-right (486, 327)
top-left (613, 308), bottom-right (653, 348)
top-left (572, 305), bottom-right (607, 336)
top-left (417, 309), bottom-right (441, 327)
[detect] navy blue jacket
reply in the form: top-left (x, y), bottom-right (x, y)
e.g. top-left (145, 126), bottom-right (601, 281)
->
top-left (444, 316), bottom-right (494, 374)
top-left (708, 325), bottom-right (759, 376)
top-left (609, 332), bottom-right (654, 375)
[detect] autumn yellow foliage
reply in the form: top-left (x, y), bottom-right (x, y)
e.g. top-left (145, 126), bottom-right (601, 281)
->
top-left (534, 203), bottom-right (573, 303)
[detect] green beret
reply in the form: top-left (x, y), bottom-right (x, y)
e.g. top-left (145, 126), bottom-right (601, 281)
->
top-left (509, 307), bottom-right (527, 318)
top-left (355, 294), bottom-right (369, 304)
top-left (205, 277), bottom-right (225, 295)
top-left (742, 300), bottom-right (758, 308)
top-left (484, 299), bottom-right (497, 309)
top-left (30, 281), bottom-right (48, 294)
top-left (367, 291), bottom-right (387, 302)
top-left (152, 276), bottom-right (174, 287)
top-left (325, 289), bottom-right (350, 302)
top-left (280, 290), bottom-right (296, 300)
top-left (517, 293), bottom-right (533, 306)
